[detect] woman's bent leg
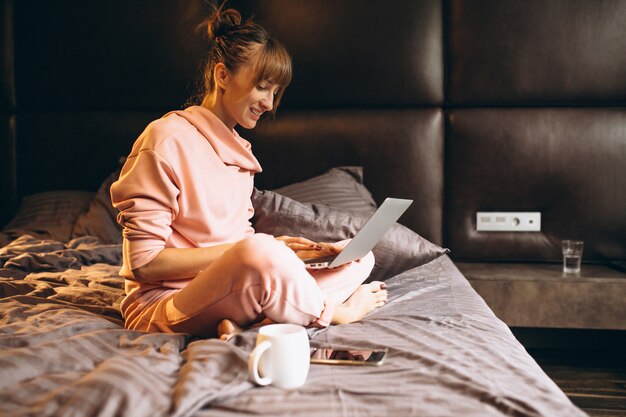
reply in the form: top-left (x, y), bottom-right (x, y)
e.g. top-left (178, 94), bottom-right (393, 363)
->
top-left (159, 234), bottom-right (335, 337)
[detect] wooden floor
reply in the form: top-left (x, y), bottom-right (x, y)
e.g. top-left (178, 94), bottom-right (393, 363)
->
top-left (528, 348), bottom-right (626, 417)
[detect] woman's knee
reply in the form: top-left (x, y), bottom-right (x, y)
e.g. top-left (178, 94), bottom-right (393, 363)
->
top-left (227, 235), bottom-right (314, 303)
top-left (360, 250), bottom-right (375, 273)
top-left (232, 234), bottom-right (301, 274)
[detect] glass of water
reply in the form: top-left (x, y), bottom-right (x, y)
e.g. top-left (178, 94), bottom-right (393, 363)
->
top-left (562, 240), bottom-right (584, 275)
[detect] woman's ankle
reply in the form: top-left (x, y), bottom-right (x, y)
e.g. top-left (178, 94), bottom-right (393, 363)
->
top-left (330, 304), bottom-right (356, 325)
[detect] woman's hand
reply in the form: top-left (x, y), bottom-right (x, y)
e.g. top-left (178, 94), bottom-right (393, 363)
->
top-left (275, 235), bottom-right (342, 260)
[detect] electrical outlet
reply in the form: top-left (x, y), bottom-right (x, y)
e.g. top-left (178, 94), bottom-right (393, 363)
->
top-left (476, 212), bottom-right (541, 232)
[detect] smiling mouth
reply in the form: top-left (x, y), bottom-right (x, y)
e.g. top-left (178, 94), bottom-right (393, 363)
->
top-left (250, 108), bottom-right (263, 118)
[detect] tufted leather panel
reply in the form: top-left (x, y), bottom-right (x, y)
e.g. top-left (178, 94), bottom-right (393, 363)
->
top-left (1, 0), bottom-right (14, 111)
top-left (14, 0), bottom-right (443, 112)
top-left (446, 108), bottom-right (626, 262)
top-left (13, 0), bottom-right (211, 111)
top-left (247, 109), bottom-right (444, 244)
top-left (1, 0), bottom-right (15, 225)
top-left (0, 114), bottom-right (16, 226)
top-left (231, 0), bottom-right (443, 108)
top-left (448, 0), bottom-right (626, 104)
top-left (16, 111), bottom-right (162, 196)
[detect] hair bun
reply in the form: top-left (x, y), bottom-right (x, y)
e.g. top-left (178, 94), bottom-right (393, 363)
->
top-left (208, 7), bottom-right (242, 39)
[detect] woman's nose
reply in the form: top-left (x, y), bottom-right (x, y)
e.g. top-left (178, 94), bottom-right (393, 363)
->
top-left (260, 92), bottom-right (273, 111)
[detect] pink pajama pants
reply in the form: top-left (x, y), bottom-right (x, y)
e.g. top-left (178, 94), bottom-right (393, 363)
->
top-left (124, 234), bottom-right (375, 338)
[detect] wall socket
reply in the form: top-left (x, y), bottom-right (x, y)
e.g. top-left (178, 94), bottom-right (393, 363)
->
top-left (476, 212), bottom-right (541, 232)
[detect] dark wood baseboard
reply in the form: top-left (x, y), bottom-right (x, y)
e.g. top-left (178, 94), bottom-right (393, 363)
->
top-left (512, 328), bottom-right (626, 350)
top-left (519, 329), bottom-right (626, 417)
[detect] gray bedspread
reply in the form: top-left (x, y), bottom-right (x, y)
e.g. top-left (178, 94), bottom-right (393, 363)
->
top-left (0, 234), bottom-right (585, 417)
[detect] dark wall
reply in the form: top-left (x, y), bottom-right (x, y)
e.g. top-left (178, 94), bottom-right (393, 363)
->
top-left (232, 0), bottom-right (444, 108)
top-left (9, 0), bottom-right (213, 200)
top-left (445, 0), bottom-right (626, 262)
top-left (1, 0), bottom-right (625, 262)
top-left (232, 0), bottom-right (445, 243)
top-left (0, 0), bottom-right (16, 227)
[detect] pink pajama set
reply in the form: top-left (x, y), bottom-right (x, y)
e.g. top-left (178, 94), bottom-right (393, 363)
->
top-left (110, 106), bottom-right (374, 337)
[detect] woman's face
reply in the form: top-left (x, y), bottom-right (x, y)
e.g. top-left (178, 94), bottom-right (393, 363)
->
top-left (221, 63), bottom-right (281, 130)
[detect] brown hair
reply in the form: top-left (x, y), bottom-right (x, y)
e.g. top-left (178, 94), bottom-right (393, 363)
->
top-left (196, 3), bottom-right (292, 113)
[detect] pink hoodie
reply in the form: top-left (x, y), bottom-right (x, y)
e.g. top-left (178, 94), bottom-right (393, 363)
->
top-left (111, 106), bottom-right (262, 307)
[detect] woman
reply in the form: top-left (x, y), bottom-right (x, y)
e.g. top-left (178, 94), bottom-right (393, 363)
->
top-left (110, 5), bottom-right (387, 340)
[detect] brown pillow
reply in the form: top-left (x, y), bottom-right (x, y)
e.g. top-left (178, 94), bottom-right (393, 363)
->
top-left (251, 189), bottom-right (448, 282)
top-left (71, 165), bottom-right (123, 244)
top-left (272, 166), bottom-right (377, 212)
top-left (2, 191), bottom-right (94, 244)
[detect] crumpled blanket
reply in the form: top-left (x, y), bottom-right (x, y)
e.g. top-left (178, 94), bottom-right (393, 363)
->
top-left (0, 234), bottom-right (253, 417)
top-left (0, 235), bottom-right (122, 278)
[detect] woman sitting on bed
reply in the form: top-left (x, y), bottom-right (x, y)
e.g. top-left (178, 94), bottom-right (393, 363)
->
top-left (110, 5), bottom-right (387, 340)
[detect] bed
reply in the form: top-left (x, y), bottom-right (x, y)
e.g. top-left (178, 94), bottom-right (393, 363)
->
top-left (0, 165), bottom-right (585, 416)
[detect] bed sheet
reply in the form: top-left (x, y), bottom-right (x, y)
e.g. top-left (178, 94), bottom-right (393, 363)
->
top-left (0, 234), bottom-right (585, 417)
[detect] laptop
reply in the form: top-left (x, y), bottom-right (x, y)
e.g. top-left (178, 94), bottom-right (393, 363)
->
top-left (303, 198), bottom-right (413, 269)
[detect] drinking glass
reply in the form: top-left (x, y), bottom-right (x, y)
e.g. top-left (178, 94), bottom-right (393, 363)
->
top-left (562, 240), bottom-right (583, 275)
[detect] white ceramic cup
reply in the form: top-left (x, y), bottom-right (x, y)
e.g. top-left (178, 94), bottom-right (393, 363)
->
top-left (248, 323), bottom-right (310, 389)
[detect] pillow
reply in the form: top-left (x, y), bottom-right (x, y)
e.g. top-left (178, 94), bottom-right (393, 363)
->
top-left (251, 188), bottom-right (449, 282)
top-left (2, 191), bottom-right (95, 243)
top-left (68, 164), bottom-right (373, 245)
top-left (71, 164), bottom-right (124, 244)
top-left (272, 166), bottom-right (377, 212)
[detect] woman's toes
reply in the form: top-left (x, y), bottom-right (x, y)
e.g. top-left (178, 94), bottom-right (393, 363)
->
top-left (217, 319), bottom-right (242, 341)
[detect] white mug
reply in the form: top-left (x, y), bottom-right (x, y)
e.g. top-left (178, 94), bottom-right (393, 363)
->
top-left (248, 323), bottom-right (310, 389)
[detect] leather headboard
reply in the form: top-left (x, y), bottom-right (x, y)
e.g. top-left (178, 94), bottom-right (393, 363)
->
top-left (447, 0), bottom-right (626, 261)
top-left (9, 0), bottom-right (213, 200)
top-left (232, 0), bottom-right (445, 244)
top-left (248, 109), bottom-right (444, 244)
top-left (230, 0), bottom-right (443, 108)
top-left (446, 109), bottom-right (626, 262)
top-left (448, 0), bottom-right (626, 104)
top-left (1, 0), bottom-right (16, 225)
top-left (2, 0), bottom-right (625, 262)
top-left (13, 0), bottom-right (209, 111)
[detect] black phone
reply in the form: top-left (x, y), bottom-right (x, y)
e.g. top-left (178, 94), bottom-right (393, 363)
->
top-left (309, 347), bottom-right (388, 366)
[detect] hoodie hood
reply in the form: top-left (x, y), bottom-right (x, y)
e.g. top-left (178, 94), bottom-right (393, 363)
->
top-left (165, 106), bottom-right (262, 173)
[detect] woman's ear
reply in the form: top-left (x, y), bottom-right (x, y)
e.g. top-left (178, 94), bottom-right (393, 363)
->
top-left (214, 63), bottom-right (230, 91)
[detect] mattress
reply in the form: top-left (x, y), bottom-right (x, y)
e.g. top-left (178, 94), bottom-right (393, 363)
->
top-left (0, 234), bottom-right (585, 416)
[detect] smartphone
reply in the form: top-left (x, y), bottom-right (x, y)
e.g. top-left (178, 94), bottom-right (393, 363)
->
top-left (309, 347), bottom-right (388, 366)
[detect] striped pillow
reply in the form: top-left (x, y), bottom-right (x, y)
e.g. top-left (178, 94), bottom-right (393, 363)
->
top-left (251, 188), bottom-right (449, 281)
top-left (2, 191), bottom-right (94, 243)
top-left (71, 166), bottom-right (123, 244)
top-left (272, 166), bottom-right (377, 212)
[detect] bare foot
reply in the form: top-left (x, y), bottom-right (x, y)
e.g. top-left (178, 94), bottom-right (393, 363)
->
top-left (331, 282), bottom-right (388, 325)
top-left (217, 319), bottom-right (242, 341)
